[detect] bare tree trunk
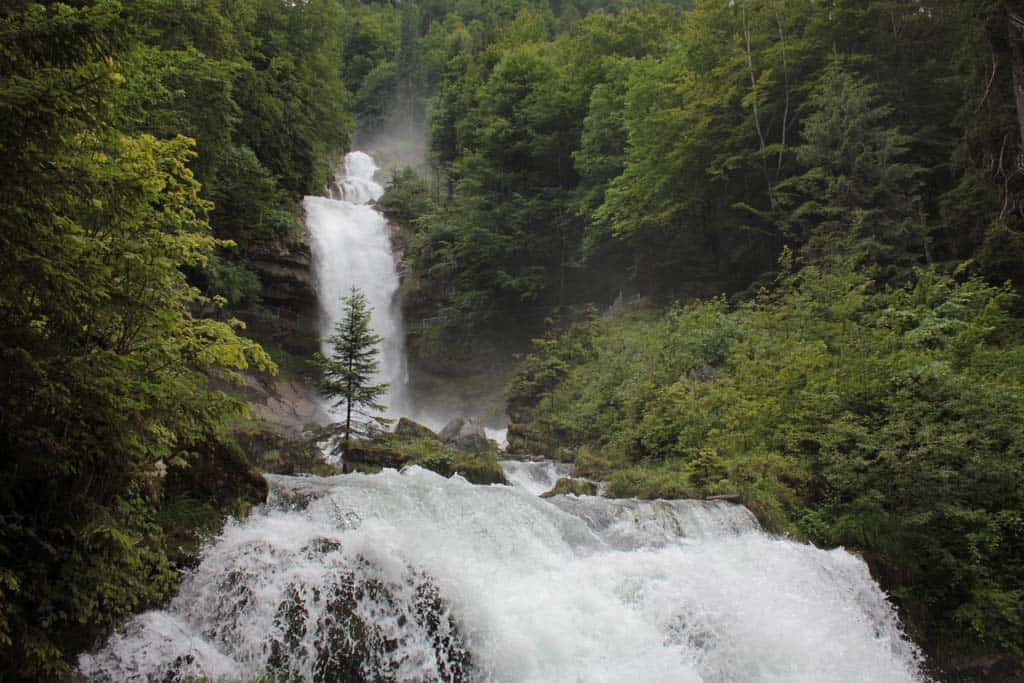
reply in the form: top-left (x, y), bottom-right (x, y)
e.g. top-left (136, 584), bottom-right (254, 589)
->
top-left (772, 0), bottom-right (791, 179)
top-left (741, 2), bottom-right (773, 206)
top-left (345, 356), bottom-right (354, 456)
top-left (1009, 8), bottom-right (1024, 163)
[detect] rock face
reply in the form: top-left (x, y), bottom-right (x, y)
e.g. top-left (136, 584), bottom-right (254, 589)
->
top-left (242, 238), bottom-right (320, 359)
top-left (210, 369), bottom-right (327, 439)
top-left (439, 417), bottom-right (490, 452)
top-left (250, 375), bottom-right (328, 437)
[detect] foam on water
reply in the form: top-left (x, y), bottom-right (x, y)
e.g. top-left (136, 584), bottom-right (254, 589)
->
top-left (80, 467), bottom-right (926, 682)
top-left (500, 460), bottom-right (574, 495)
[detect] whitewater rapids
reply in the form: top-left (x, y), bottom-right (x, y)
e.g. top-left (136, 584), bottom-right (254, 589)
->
top-left (80, 466), bottom-right (926, 682)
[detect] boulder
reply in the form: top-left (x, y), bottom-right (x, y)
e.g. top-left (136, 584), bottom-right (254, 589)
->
top-left (439, 417), bottom-right (490, 452)
top-left (394, 417), bottom-right (438, 440)
top-left (344, 445), bottom-right (408, 470)
top-left (235, 425), bottom-right (335, 476)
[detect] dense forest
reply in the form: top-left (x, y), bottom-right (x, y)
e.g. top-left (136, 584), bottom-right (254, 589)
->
top-left (1, 0), bottom-right (1023, 679)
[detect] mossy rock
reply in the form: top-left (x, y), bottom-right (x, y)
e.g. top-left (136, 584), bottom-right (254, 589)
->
top-left (346, 434), bottom-right (507, 486)
top-left (235, 425), bottom-right (337, 476)
top-left (539, 477), bottom-right (598, 498)
top-left (506, 422), bottom-right (556, 457)
top-left (394, 417), bottom-right (438, 440)
top-left (345, 444), bottom-right (412, 470)
top-left (159, 437), bottom-right (270, 569)
top-left (444, 452), bottom-right (508, 485)
top-left (573, 445), bottom-right (624, 480)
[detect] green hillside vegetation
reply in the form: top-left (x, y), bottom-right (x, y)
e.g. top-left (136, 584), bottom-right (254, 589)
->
top-left (507, 261), bottom-right (1024, 663)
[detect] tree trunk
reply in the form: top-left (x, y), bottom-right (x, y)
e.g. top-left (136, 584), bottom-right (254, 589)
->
top-left (345, 356), bottom-right (354, 456)
top-left (1009, 7), bottom-right (1024, 162)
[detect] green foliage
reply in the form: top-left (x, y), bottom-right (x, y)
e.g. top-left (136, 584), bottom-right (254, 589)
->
top-left (509, 263), bottom-right (1024, 657)
top-left (0, 1), bottom-right (281, 675)
top-left (377, 167), bottom-right (437, 226)
top-left (314, 288), bottom-right (390, 455)
top-left (777, 62), bottom-right (926, 274)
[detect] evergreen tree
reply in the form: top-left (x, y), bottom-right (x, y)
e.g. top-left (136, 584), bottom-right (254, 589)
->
top-left (777, 63), bottom-right (925, 276)
top-left (314, 288), bottom-right (390, 456)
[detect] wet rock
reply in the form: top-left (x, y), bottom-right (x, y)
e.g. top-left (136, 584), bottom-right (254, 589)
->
top-left (395, 417), bottom-right (438, 440)
top-left (439, 417), bottom-right (490, 452)
top-left (266, 552), bottom-right (472, 682)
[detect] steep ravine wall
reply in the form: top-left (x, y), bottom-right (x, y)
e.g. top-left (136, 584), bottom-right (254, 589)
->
top-left (230, 232), bottom-right (327, 437)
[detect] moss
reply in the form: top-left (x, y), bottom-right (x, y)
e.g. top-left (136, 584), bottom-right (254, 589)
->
top-left (234, 426), bottom-right (338, 476)
top-left (445, 451), bottom-right (507, 485)
top-left (158, 436), bottom-right (270, 570)
top-left (573, 444), bottom-right (626, 480)
top-left (539, 478), bottom-right (597, 497)
top-left (603, 465), bottom-right (698, 500)
top-left (346, 433), bottom-right (508, 485)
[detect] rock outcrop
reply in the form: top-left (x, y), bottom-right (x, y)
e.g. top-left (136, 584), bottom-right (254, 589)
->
top-left (395, 417), bottom-right (438, 440)
top-left (439, 417), bottom-right (491, 452)
top-left (241, 238), bottom-right (320, 360)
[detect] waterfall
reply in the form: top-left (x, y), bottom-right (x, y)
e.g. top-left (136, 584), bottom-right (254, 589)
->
top-left (80, 468), bottom-right (927, 682)
top-left (305, 151), bottom-right (408, 420)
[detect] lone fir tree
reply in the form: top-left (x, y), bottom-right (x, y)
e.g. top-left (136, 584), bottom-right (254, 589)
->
top-left (314, 287), bottom-right (390, 455)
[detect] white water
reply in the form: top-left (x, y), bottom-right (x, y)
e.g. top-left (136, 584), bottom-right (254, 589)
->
top-left (500, 460), bottom-right (574, 495)
top-left (80, 468), bottom-right (926, 682)
top-left (306, 151), bottom-right (409, 419)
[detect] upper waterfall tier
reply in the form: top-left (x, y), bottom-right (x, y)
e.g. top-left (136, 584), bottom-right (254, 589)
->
top-left (306, 151), bottom-right (408, 420)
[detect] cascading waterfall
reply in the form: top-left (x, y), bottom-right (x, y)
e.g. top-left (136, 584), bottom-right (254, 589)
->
top-left (77, 149), bottom-right (928, 681)
top-left (306, 151), bottom-right (408, 419)
top-left (80, 467), bottom-right (927, 682)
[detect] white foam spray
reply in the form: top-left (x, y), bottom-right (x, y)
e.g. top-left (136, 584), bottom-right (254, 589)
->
top-left (80, 468), bottom-right (927, 682)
